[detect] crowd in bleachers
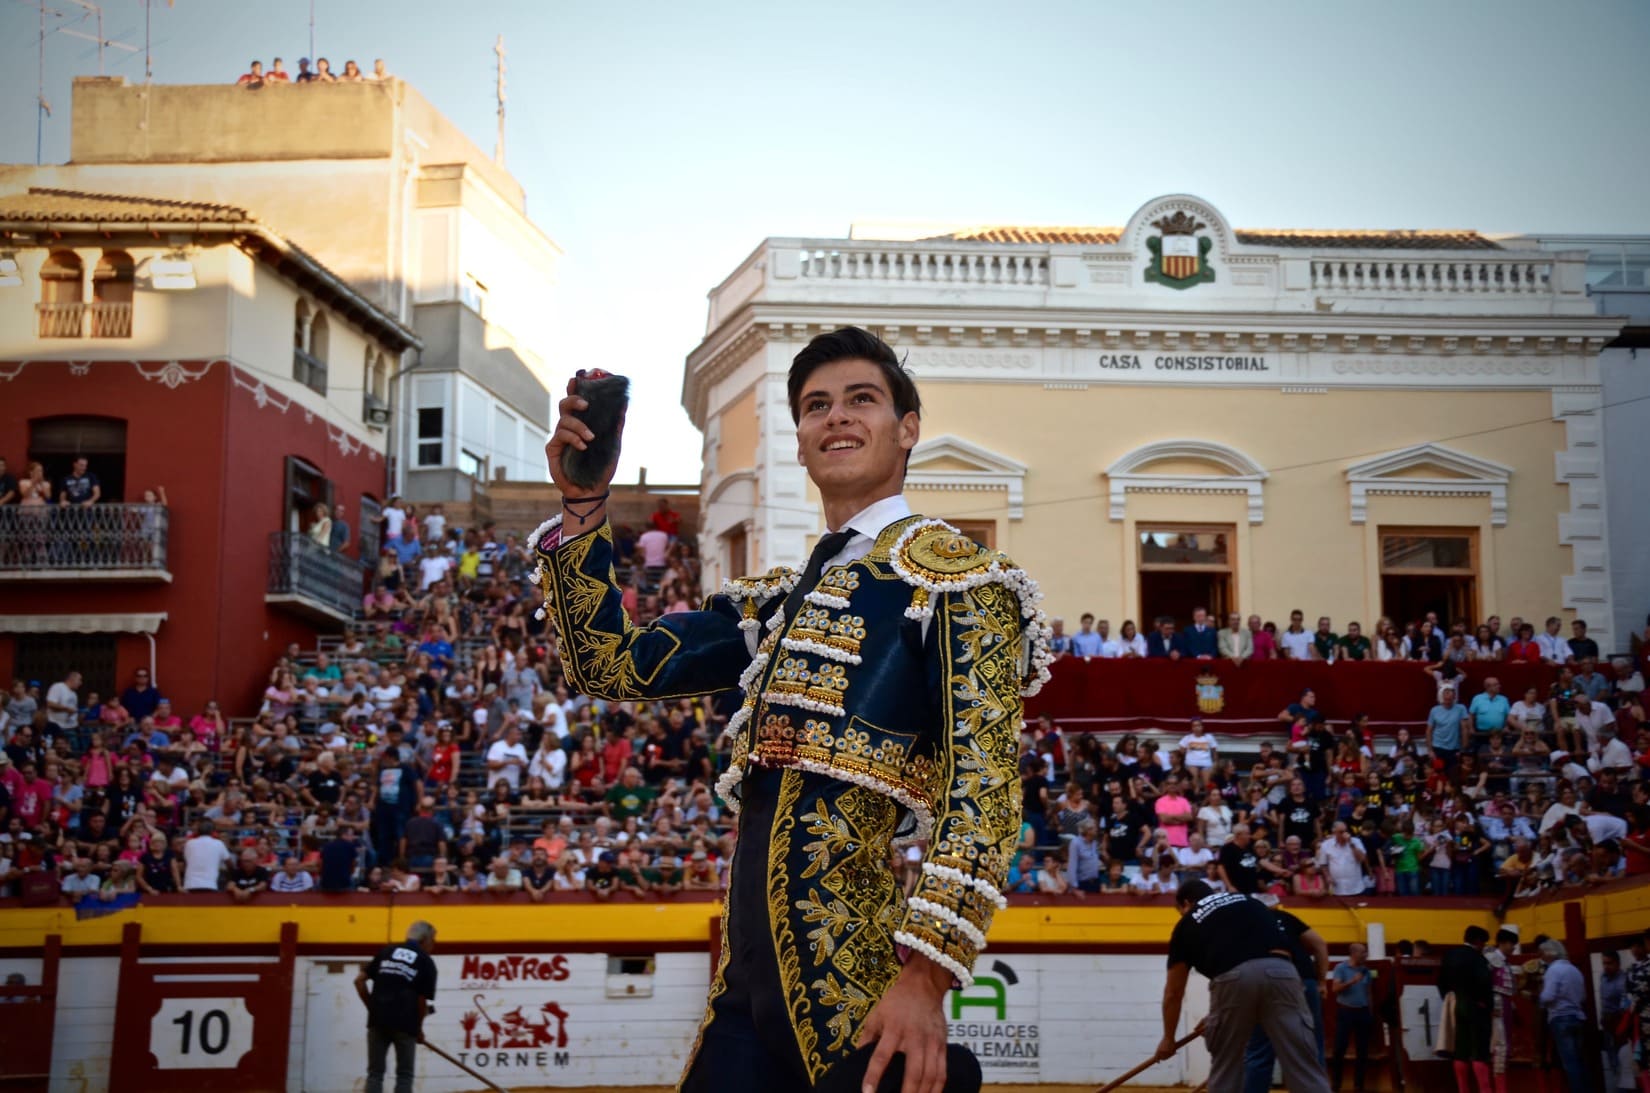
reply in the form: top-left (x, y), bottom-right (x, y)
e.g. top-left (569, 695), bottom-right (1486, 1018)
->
top-left (0, 497), bottom-right (729, 904)
top-left (0, 493), bottom-right (1647, 910)
top-left (1027, 609), bottom-right (1649, 906)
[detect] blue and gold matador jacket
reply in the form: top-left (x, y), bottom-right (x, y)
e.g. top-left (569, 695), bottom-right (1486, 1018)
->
top-left (532, 512), bottom-right (1051, 1083)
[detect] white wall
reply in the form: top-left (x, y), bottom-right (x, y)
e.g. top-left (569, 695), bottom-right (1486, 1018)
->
top-left (10, 950), bottom-right (1212, 1091)
top-left (411, 188), bottom-right (560, 391)
top-left (298, 951), bottom-right (706, 1091)
top-left (1601, 345), bottom-right (1650, 648)
top-left (450, 375), bottom-right (542, 484)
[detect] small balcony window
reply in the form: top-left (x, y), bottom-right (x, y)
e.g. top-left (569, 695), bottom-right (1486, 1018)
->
top-left (90, 250), bottom-right (135, 338)
top-left (37, 250), bottom-right (84, 338)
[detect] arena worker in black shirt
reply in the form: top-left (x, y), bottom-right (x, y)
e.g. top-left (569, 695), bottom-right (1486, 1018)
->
top-left (1104, 796), bottom-right (1145, 863)
top-left (1157, 880), bottom-right (1330, 1093)
top-left (356, 920), bottom-right (438, 1093)
top-left (1280, 780), bottom-right (1321, 846)
top-left (1242, 907), bottom-right (1331, 1089)
top-left (1216, 823), bottom-right (1263, 894)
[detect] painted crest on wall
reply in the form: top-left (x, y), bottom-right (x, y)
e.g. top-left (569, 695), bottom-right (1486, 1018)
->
top-left (1145, 210), bottom-right (1215, 289)
top-left (1195, 672), bottom-right (1225, 713)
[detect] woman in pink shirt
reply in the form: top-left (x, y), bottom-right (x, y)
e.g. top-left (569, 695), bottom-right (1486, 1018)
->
top-left (1247, 614), bottom-right (1277, 659)
top-left (189, 701), bottom-right (224, 751)
top-left (1153, 775), bottom-right (1195, 849)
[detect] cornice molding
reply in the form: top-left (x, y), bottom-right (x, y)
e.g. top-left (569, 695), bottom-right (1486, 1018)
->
top-left (906, 435), bottom-right (1029, 519)
top-left (704, 468), bottom-right (758, 507)
top-left (682, 322), bottom-right (769, 426)
top-left (1344, 442), bottom-right (1512, 526)
top-left (1105, 439), bottom-right (1269, 524)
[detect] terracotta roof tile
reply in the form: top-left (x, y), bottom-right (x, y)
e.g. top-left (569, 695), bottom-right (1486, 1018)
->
top-left (0, 186), bottom-right (419, 351)
top-left (943, 226), bottom-right (1123, 245)
top-left (937, 225), bottom-right (1500, 251)
top-left (0, 186), bottom-right (256, 224)
top-left (1234, 228), bottom-right (1499, 251)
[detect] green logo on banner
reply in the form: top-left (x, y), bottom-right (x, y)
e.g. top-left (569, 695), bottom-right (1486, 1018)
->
top-left (950, 975), bottom-right (1008, 1021)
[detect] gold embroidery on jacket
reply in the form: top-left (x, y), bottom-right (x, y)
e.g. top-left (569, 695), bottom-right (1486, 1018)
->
top-left (797, 786), bottom-right (900, 1057)
top-left (768, 770), bottom-right (819, 1078)
top-left (544, 526), bottom-right (701, 700)
top-left (894, 580), bottom-right (1024, 975)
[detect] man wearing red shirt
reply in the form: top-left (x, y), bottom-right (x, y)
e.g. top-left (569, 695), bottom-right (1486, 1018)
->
top-left (600, 732), bottom-right (632, 784)
top-left (10, 760), bottom-right (52, 828)
top-left (648, 499), bottom-right (681, 539)
top-left (236, 61), bottom-right (264, 87)
top-left (151, 698), bottom-right (182, 736)
top-left (266, 57), bottom-right (291, 83)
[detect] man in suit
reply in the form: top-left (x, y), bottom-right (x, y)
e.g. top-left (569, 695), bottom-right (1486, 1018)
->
top-left (1218, 611), bottom-right (1254, 664)
top-left (1182, 606), bottom-right (1219, 659)
top-left (537, 327), bottom-right (1046, 1093)
top-left (1146, 616), bottom-right (1183, 659)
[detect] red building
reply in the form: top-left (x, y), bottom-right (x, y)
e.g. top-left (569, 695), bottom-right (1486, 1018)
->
top-left (0, 188), bottom-right (420, 714)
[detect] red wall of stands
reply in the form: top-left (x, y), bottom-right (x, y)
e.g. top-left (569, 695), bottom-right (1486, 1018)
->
top-left (1023, 656), bottom-right (1560, 732)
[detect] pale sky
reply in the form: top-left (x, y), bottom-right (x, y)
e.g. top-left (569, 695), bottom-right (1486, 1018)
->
top-left (3, 0), bottom-right (1647, 484)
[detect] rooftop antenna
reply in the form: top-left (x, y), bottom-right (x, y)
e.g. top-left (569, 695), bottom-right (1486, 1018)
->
top-left (52, 0), bottom-right (135, 75)
top-left (32, 0), bottom-right (138, 164)
top-left (308, 0), bottom-right (315, 68)
top-left (37, 1), bottom-right (46, 164)
top-left (493, 33), bottom-right (506, 166)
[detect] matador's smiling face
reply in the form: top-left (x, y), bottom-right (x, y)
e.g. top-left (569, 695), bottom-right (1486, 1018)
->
top-left (794, 358), bottom-right (919, 504)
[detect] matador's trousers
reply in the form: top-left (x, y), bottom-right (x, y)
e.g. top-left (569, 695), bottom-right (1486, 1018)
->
top-left (682, 765), bottom-right (809, 1090)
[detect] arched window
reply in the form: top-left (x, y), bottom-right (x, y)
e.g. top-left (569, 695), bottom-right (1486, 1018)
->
top-left (309, 311), bottom-right (330, 363)
top-left (38, 250), bottom-right (84, 338)
top-left (292, 302), bottom-right (327, 394)
top-left (90, 250), bottom-right (135, 338)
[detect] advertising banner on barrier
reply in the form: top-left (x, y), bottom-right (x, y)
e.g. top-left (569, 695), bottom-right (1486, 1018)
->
top-left (297, 950), bottom-right (1190, 1089)
top-left (429, 952), bottom-right (698, 1087)
top-left (946, 957), bottom-right (1041, 1080)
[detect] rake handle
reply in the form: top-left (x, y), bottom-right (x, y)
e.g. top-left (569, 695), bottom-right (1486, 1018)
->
top-left (421, 1036), bottom-right (509, 1093)
top-left (1092, 1026), bottom-right (1204, 1093)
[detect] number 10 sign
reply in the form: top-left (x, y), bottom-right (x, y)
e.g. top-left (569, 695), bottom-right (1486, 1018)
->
top-left (148, 997), bottom-right (254, 1070)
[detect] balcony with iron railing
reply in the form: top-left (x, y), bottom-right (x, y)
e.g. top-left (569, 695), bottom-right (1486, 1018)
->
top-left (34, 300), bottom-right (133, 338)
top-left (0, 503), bottom-right (170, 581)
top-left (266, 531), bottom-right (361, 624)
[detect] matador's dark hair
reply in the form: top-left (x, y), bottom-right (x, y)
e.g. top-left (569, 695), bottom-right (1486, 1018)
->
top-left (786, 326), bottom-right (921, 425)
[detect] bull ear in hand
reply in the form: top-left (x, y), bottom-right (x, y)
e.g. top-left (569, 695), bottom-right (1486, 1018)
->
top-left (563, 372), bottom-right (630, 490)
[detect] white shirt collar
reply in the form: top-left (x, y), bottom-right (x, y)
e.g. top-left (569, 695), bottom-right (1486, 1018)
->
top-left (832, 493), bottom-right (912, 541)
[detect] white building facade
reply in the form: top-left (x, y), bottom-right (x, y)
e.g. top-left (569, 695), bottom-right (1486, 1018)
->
top-left (684, 194), bottom-right (1632, 651)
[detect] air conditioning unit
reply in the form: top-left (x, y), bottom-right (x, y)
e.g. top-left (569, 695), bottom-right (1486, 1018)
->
top-left (363, 393), bottom-right (391, 426)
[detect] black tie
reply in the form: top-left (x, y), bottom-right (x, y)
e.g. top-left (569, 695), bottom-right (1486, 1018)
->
top-left (780, 530), bottom-right (855, 624)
